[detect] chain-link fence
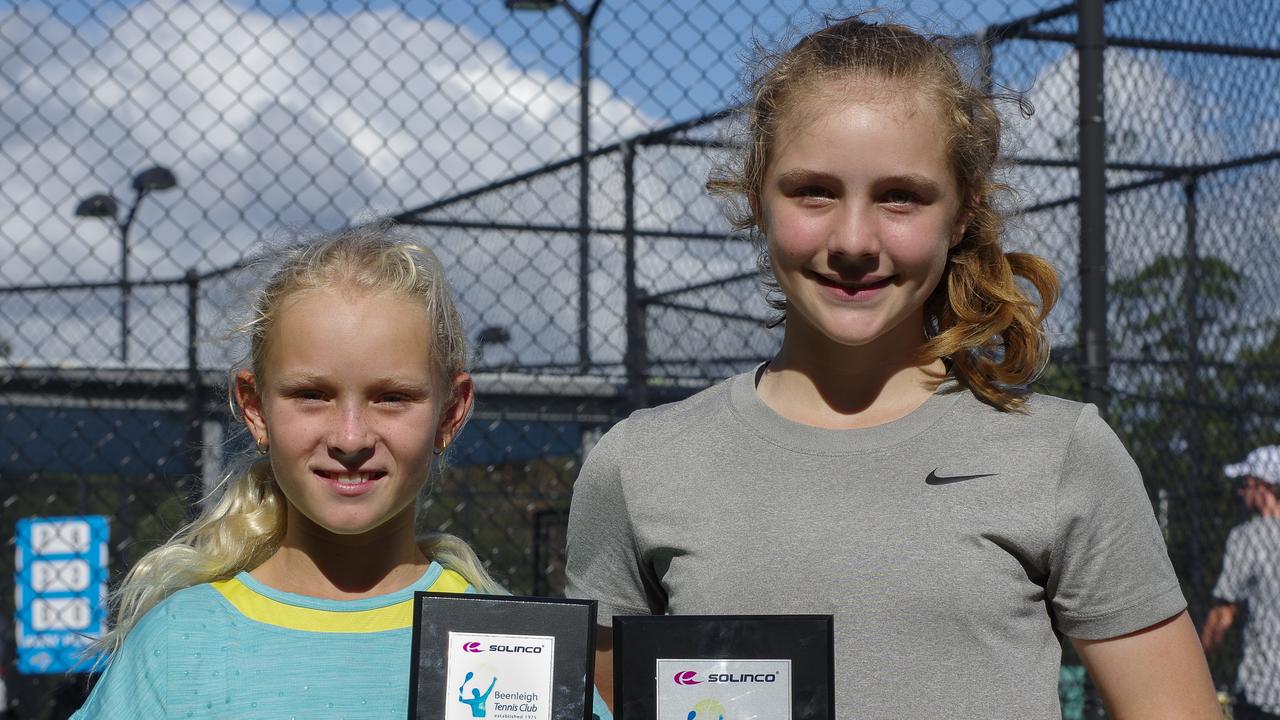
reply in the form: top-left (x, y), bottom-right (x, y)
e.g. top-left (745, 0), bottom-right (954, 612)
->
top-left (1, 0), bottom-right (1277, 716)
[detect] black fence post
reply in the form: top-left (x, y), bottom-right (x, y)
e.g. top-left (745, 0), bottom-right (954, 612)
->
top-left (1077, 5), bottom-right (1109, 711)
top-left (1182, 174), bottom-right (1202, 411)
top-left (574, 1), bottom-right (603, 373)
top-left (185, 268), bottom-right (203, 519)
top-left (1181, 174), bottom-right (1207, 607)
top-left (623, 141), bottom-right (649, 411)
top-left (1077, 0), bottom-right (1110, 417)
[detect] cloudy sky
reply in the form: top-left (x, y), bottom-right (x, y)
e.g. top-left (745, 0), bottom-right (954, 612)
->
top-left (0, 0), bottom-right (1276, 371)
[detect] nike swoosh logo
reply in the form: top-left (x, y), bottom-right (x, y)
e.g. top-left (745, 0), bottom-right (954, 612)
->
top-left (925, 469), bottom-right (999, 485)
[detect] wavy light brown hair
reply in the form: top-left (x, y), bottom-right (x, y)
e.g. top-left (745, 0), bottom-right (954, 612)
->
top-left (707, 15), bottom-right (1059, 410)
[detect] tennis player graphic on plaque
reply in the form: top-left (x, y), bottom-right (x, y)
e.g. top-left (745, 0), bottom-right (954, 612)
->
top-left (445, 631), bottom-right (556, 720)
top-left (458, 672), bottom-right (498, 717)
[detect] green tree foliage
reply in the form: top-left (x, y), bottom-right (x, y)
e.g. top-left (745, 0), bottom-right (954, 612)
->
top-left (1110, 254), bottom-right (1243, 359)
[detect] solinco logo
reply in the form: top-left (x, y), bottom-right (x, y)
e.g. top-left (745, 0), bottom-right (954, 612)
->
top-left (487, 644), bottom-right (543, 654)
top-left (673, 670), bottom-right (701, 685)
top-left (710, 672), bottom-right (778, 683)
top-left (461, 640), bottom-right (543, 654)
top-left (673, 670), bottom-right (778, 685)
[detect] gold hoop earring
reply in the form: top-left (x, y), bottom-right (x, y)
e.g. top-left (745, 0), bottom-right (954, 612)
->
top-left (256, 437), bottom-right (269, 455)
top-left (432, 443), bottom-right (447, 456)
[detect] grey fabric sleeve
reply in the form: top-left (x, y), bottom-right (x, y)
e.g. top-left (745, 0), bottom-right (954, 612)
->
top-left (1211, 525), bottom-right (1248, 604)
top-left (564, 419), bottom-right (662, 626)
top-left (1048, 405), bottom-right (1186, 640)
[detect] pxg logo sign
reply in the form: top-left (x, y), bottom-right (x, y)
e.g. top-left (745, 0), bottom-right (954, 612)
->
top-left (673, 670), bottom-right (702, 686)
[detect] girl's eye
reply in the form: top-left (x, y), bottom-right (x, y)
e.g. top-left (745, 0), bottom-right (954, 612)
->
top-left (291, 389), bottom-right (326, 402)
top-left (795, 185), bottom-right (835, 200)
top-left (884, 189), bottom-right (917, 205)
top-left (379, 388), bottom-right (427, 404)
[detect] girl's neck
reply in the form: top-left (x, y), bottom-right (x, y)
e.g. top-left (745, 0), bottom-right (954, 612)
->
top-left (250, 510), bottom-right (429, 600)
top-left (758, 316), bottom-right (946, 430)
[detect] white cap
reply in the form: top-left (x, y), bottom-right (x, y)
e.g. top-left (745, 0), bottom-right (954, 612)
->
top-left (1224, 446), bottom-right (1280, 486)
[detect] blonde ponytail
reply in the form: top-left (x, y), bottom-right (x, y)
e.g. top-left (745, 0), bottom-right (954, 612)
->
top-left (97, 459), bottom-right (285, 656)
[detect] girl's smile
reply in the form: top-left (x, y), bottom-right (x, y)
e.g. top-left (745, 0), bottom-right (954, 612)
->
top-left (809, 270), bottom-right (895, 301)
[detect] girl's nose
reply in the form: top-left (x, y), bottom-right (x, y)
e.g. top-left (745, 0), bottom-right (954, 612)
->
top-left (329, 406), bottom-right (374, 467)
top-left (330, 445), bottom-right (373, 467)
top-left (827, 203), bottom-right (880, 259)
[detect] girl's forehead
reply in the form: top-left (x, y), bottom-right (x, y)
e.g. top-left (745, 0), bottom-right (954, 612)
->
top-left (277, 285), bottom-right (418, 316)
top-left (765, 82), bottom-right (949, 168)
top-left (784, 77), bottom-right (940, 130)
top-left (263, 287), bottom-right (433, 359)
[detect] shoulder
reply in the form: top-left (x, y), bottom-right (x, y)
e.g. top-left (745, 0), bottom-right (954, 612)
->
top-left (602, 375), bottom-right (737, 448)
top-left (1008, 394), bottom-right (1140, 491)
top-left (940, 389), bottom-right (1137, 498)
top-left (426, 566), bottom-right (472, 594)
top-left (578, 376), bottom-right (736, 486)
top-left (74, 584), bottom-right (227, 719)
top-left (964, 388), bottom-right (1087, 429)
top-left (1019, 390), bottom-right (1089, 420)
top-left (941, 387), bottom-right (1094, 454)
top-left (127, 582), bottom-right (227, 644)
top-left (106, 583), bottom-right (230, 666)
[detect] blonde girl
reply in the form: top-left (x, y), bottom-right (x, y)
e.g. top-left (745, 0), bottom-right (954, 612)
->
top-left (74, 224), bottom-right (502, 718)
top-left (566, 16), bottom-right (1219, 719)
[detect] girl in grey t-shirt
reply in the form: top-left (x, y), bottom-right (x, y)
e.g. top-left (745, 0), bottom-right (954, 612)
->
top-left (567, 14), bottom-right (1220, 720)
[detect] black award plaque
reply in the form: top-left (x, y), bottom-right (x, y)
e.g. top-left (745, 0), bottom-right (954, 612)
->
top-left (409, 592), bottom-right (596, 720)
top-left (614, 615), bottom-right (834, 720)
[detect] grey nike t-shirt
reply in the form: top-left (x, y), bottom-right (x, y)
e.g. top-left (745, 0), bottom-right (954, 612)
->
top-left (565, 370), bottom-right (1185, 719)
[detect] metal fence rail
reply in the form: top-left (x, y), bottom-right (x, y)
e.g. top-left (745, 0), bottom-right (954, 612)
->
top-left (2, 0), bottom-right (1278, 716)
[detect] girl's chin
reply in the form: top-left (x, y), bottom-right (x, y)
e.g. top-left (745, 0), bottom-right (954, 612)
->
top-left (786, 305), bottom-right (927, 352)
top-left (287, 505), bottom-right (415, 541)
top-left (798, 319), bottom-right (897, 349)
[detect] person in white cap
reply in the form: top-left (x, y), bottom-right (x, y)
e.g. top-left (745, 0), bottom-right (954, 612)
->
top-left (1202, 445), bottom-right (1280, 720)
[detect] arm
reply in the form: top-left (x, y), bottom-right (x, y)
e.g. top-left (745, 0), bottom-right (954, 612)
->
top-left (1203, 525), bottom-right (1247, 655)
top-left (1072, 611), bottom-right (1220, 720)
top-left (1200, 602), bottom-right (1237, 653)
top-left (594, 626), bottom-right (614, 710)
top-left (566, 421), bottom-right (659, 719)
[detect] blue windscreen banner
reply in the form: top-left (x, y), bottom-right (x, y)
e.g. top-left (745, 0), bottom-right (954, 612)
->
top-left (14, 516), bottom-right (110, 674)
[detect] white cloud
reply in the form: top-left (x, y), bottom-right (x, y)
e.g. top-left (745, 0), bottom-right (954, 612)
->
top-left (0, 0), bottom-right (661, 366)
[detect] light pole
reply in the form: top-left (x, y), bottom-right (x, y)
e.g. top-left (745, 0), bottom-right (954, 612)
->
top-left (74, 165), bottom-right (177, 364)
top-left (507, 0), bottom-right (602, 373)
top-left (475, 324), bottom-right (513, 369)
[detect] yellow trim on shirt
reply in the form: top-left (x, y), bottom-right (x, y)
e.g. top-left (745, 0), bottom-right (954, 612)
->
top-left (211, 568), bottom-right (471, 633)
top-left (427, 568), bottom-right (470, 594)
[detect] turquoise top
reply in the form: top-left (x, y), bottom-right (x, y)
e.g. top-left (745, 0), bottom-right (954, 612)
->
top-left (71, 563), bottom-right (613, 719)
